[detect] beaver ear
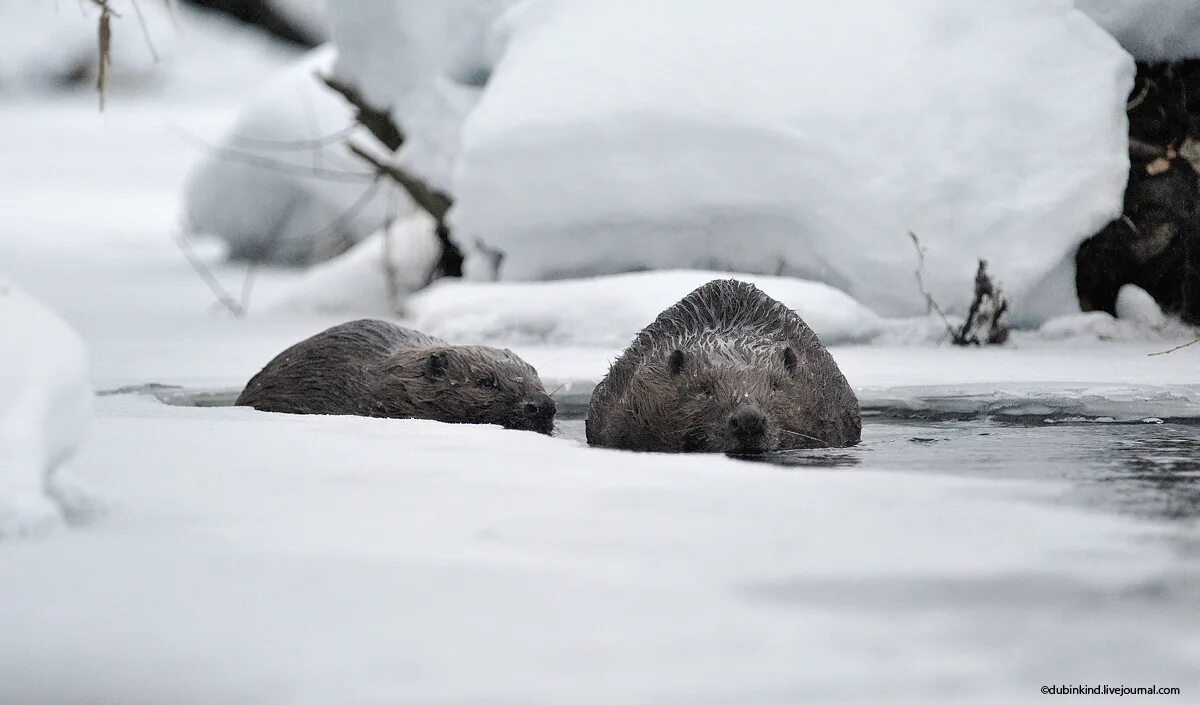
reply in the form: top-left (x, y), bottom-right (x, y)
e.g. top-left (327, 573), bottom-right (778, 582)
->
top-left (424, 352), bottom-right (449, 379)
top-left (782, 346), bottom-right (799, 374)
top-left (668, 349), bottom-right (686, 376)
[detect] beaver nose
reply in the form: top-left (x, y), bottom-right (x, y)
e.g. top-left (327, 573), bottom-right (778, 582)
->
top-left (728, 405), bottom-right (767, 442)
top-left (521, 394), bottom-right (556, 421)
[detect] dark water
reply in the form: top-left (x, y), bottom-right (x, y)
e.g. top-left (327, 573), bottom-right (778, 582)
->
top-left (555, 417), bottom-right (1200, 524)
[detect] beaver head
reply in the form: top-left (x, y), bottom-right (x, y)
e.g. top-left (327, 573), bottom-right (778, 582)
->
top-left (610, 342), bottom-right (820, 454)
top-left (373, 345), bottom-right (556, 434)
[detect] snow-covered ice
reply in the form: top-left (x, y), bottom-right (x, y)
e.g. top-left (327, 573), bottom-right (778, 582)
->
top-left (0, 280), bottom-right (92, 539)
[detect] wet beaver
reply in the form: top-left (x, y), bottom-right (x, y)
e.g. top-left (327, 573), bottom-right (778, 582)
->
top-left (236, 319), bottom-right (556, 433)
top-left (586, 279), bottom-right (861, 453)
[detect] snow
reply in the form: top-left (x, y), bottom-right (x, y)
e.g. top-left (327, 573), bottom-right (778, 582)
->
top-left (265, 210), bottom-right (443, 313)
top-left (4, 10), bottom-right (1200, 703)
top-left (407, 269), bottom-right (883, 346)
top-left (183, 46), bottom-right (399, 263)
top-left (444, 0), bottom-right (1132, 322)
top-left (328, 0), bottom-right (521, 191)
top-left (1115, 283), bottom-right (1168, 327)
top-left (0, 280), bottom-right (92, 539)
top-left (1076, 0), bottom-right (1200, 61)
top-left (0, 394), bottom-right (1195, 705)
top-left (0, 1), bottom-right (299, 100)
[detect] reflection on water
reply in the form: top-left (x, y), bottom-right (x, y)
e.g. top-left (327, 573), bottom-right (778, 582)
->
top-left (559, 416), bottom-right (1200, 522)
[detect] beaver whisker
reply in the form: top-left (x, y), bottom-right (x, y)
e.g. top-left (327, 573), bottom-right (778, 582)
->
top-left (777, 428), bottom-right (831, 448)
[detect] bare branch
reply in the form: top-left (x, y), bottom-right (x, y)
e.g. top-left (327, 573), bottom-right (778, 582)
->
top-left (1148, 335), bottom-right (1200, 356)
top-left (130, 0), bottom-right (160, 62)
top-left (319, 73), bottom-right (405, 151)
top-left (173, 232), bottom-right (245, 318)
top-left (909, 231), bottom-right (955, 341)
top-left (169, 125), bottom-right (377, 183)
top-left (90, 0), bottom-right (117, 110)
top-left (347, 142), bottom-right (453, 221)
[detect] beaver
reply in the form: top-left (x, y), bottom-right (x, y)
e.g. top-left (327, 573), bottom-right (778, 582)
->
top-left (586, 279), bottom-right (861, 454)
top-left (236, 319), bottom-right (556, 433)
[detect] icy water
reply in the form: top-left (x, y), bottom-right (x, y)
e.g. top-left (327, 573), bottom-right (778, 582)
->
top-left (557, 417), bottom-right (1200, 523)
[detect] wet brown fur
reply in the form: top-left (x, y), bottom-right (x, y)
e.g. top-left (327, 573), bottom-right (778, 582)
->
top-left (586, 280), bottom-right (861, 453)
top-left (236, 320), bottom-right (555, 433)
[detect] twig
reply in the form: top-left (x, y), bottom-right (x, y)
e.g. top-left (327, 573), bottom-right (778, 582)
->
top-left (129, 0), bottom-right (160, 62)
top-left (381, 187), bottom-right (403, 311)
top-left (229, 125), bottom-right (357, 151)
top-left (346, 142), bottom-right (453, 220)
top-left (169, 125), bottom-right (377, 183)
top-left (1148, 335), bottom-right (1200, 356)
top-left (174, 232), bottom-right (245, 317)
top-left (908, 231), bottom-right (956, 340)
top-left (319, 73), bottom-right (404, 151)
top-left (90, 0), bottom-right (117, 111)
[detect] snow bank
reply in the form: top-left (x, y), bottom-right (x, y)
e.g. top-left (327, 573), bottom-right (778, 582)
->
top-left (183, 46), bottom-right (399, 263)
top-left (0, 281), bottom-right (92, 539)
top-left (447, 0), bottom-right (1132, 322)
top-left (1076, 0), bottom-right (1200, 61)
top-left (407, 270), bottom-right (883, 346)
top-left (265, 211), bottom-right (443, 314)
top-left (0, 394), bottom-right (1189, 704)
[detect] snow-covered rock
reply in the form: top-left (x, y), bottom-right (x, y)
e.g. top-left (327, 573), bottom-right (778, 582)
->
top-left (445, 0), bottom-right (1132, 321)
top-left (183, 46), bottom-right (398, 264)
top-left (328, 1), bottom-right (1134, 321)
top-left (0, 280), bottom-right (92, 539)
top-left (266, 211), bottom-right (443, 314)
top-left (1115, 283), bottom-right (1168, 328)
top-left (407, 270), bottom-right (883, 346)
top-left (1076, 0), bottom-right (1200, 61)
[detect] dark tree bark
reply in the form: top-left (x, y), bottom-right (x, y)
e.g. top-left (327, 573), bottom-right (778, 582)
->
top-left (181, 0), bottom-right (320, 48)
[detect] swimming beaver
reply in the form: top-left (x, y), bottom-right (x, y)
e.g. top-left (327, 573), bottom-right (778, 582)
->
top-left (236, 320), bottom-right (556, 433)
top-left (586, 280), bottom-right (861, 453)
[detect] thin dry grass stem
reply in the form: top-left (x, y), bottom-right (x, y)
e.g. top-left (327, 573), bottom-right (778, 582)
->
top-left (1148, 335), bottom-right (1200, 356)
top-left (381, 187), bottom-right (403, 312)
top-left (908, 231), bottom-right (956, 342)
top-left (174, 232), bottom-right (246, 318)
top-left (129, 0), bottom-right (159, 62)
top-left (229, 126), bottom-right (357, 151)
top-left (90, 0), bottom-right (117, 110)
top-left (169, 124), bottom-right (377, 182)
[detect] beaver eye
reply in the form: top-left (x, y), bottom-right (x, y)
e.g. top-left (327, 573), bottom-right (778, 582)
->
top-left (476, 375), bottom-right (498, 389)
